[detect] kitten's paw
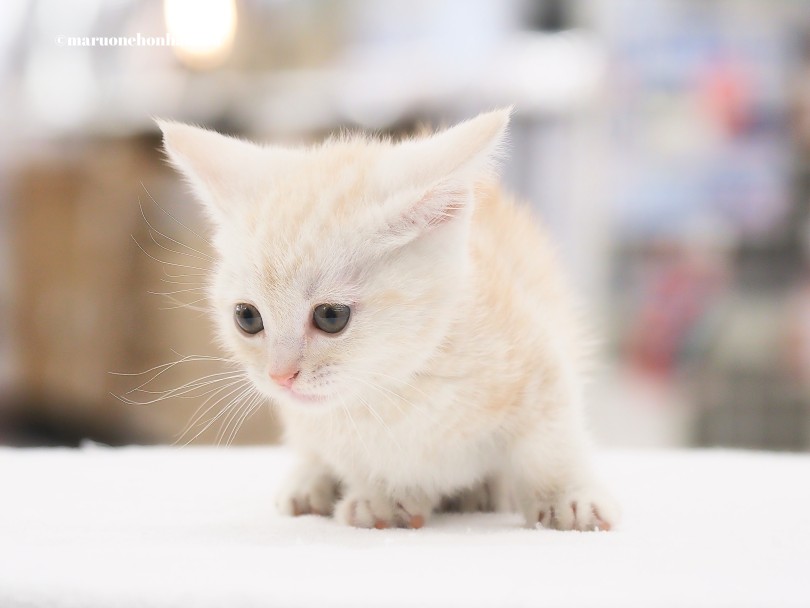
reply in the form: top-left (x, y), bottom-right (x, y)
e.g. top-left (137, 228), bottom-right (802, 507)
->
top-left (334, 490), bottom-right (433, 529)
top-left (276, 465), bottom-right (339, 517)
top-left (522, 484), bottom-right (620, 531)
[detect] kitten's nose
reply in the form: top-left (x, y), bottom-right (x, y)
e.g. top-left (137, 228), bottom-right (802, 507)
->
top-left (270, 369), bottom-right (300, 389)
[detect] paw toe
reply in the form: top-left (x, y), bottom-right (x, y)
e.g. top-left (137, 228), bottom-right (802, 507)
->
top-left (335, 495), bottom-right (394, 528)
top-left (335, 493), bottom-right (431, 529)
top-left (526, 487), bottom-right (620, 531)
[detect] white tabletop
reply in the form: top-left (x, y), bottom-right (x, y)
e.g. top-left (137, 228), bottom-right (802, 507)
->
top-left (1, 446), bottom-right (808, 608)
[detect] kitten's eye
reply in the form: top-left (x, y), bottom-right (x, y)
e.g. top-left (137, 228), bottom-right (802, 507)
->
top-left (312, 304), bottom-right (351, 334)
top-left (234, 303), bottom-right (264, 335)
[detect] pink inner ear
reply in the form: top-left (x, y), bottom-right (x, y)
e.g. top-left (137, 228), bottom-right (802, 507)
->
top-left (403, 184), bottom-right (468, 232)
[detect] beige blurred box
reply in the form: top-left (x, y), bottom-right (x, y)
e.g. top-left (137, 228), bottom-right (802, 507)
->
top-left (8, 136), bottom-right (278, 445)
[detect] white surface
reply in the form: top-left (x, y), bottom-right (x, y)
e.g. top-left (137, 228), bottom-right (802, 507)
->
top-left (0, 447), bottom-right (808, 608)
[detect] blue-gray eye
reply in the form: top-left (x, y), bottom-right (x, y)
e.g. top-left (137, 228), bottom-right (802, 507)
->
top-left (313, 304), bottom-right (350, 334)
top-left (234, 303), bottom-right (264, 335)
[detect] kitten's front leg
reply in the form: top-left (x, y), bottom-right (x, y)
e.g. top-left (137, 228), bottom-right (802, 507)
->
top-left (510, 414), bottom-right (620, 531)
top-left (333, 485), bottom-right (436, 529)
top-left (276, 457), bottom-right (340, 517)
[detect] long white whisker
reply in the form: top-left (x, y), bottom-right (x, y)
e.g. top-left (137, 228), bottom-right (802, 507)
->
top-left (115, 375), bottom-right (243, 406)
top-left (159, 378), bottom-right (244, 402)
top-left (226, 391), bottom-right (263, 447)
top-left (159, 297), bottom-right (209, 311)
top-left (341, 401), bottom-right (371, 461)
top-left (177, 383), bottom-right (253, 447)
top-left (167, 350), bottom-right (236, 364)
top-left (225, 397), bottom-right (256, 447)
top-left (346, 375), bottom-right (407, 415)
top-left (355, 390), bottom-right (402, 451)
top-left (129, 371), bottom-right (243, 398)
top-left (109, 354), bottom-right (236, 378)
top-left (355, 369), bottom-right (433, 401)
top-left (148, 287), bottom-right (206, 297)
top-left (141, 216), bottom-right (213, 265)
top-left (131, 235), bottom-right (209, 272)
top-left (215, 401), bottom-right (246, 447)
top-left (174, 379), bottom-right (248, 441)
top-left (141, 183), bottom-right (214, 248)
top-left (159, 278), bottom-right (205, 287)
top-left (346, 372), bottom-right (439, 425)
top-left (117, 359), bottom-right (237, 395)
top-left (161, 268), bottom-right (207, 280)
top-left (138, 197), bottom-right (214, 263)
top-left (214, 385), bottom-right (257, 446)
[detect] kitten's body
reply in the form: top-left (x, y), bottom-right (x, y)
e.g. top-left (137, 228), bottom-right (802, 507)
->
top-left (160, 110), bottom-right (619, 530)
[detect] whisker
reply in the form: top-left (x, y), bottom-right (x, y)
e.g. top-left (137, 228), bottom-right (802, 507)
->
top-left (224, 399), bottom-right (254, 448)
top-left (130, 235), bottom-right (209, 272)
top-left (138, 196), bottom-right (214, 262)
top-left (341, 401), bottom-right (371, 461)
top-left (174, 379), bottom-right (248, 441)
top-left (356, 369), bottom-right (434, 401)
top-left (215, 401), bottom-right (246, 446)
top-left (115, 378), bottom-right (238, 406)
top-left (110, 354), bottom-right (234, 378)
top-left (355, 391), bottom-right (402, 451)
top-left (176, 383), bottom-right (254, 447)
top-left (141, 183), bottom-right (215, 248)
top-left (167, 350), bottom-right (236, 364)
top-left (148, 286), bottom-right (206, 297)
top-left (226, 391), bottom-right (263, 447)
top-left (213, 385), bottom-right (257, 446)
top-left (346, 372), bottom-right (440, 425)
top-left (158, 297), bottom-right (210, 311)
top-left (159, 277), bottom-right (206, 286)
top-left (113, 356), bottom-right (237, 396)
top-left (128, 371), bottom-right (243, 398)
top-left (161, 268), bottom-right (208, 280)
top-left (146, 229), bottom-right (212, 264)
top-left (158, 379), bottom-right (244, 402)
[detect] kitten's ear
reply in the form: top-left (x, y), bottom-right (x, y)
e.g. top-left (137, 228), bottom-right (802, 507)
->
top-left (156, 120), bottom-right (261, 221)
top-left (389, 108), bottom-right (511, 190)
top-left (378, 108), bottom-right (511, 245)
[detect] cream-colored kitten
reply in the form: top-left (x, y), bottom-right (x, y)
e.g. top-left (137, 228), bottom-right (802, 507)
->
top-left (158, 110), bottom-right (619, 531)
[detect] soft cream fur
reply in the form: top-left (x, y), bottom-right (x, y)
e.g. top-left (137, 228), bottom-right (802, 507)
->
top-left (158, 110), bottom-right (619, 530)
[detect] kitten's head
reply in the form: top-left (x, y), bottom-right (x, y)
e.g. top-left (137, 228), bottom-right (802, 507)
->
top-left (159, 110), bottom-right (509, 410)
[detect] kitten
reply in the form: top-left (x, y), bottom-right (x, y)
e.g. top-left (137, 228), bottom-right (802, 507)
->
top-left (158, 109), bottom-right (619, 530)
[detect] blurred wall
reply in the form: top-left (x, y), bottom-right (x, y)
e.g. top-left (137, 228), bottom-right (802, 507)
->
top-left (0, 0), bottom-right (809, 449)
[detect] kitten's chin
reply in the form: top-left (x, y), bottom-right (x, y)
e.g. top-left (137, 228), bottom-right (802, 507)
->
top-left (267, 385), bottom-right (334, 408)
top-left (284, 388), bottom-right (330, 405)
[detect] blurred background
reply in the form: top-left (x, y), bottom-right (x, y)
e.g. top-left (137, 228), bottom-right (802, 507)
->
top-left (1, 0), bottom-right (809, 450)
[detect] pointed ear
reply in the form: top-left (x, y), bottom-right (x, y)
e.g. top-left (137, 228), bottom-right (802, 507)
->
top-left (376, 108), bottom-right (511, 246)
top-left (156, 120), bottom-right (262, 221)
top-left (386, 108), bottom-right (511, 190)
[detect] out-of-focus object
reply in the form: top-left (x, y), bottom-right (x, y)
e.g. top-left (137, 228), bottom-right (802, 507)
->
top-left (164, 0), bottom-right (237, 69)
top-left (3, 136), bottom-right (279, 446)
top-left (625, 243), bottom-right (730, 378)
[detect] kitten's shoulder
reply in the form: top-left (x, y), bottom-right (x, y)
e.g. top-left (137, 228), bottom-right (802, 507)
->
top-left (471, 181), bottom-right (557, 263)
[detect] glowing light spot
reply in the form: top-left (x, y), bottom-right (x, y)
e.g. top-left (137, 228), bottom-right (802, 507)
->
top-left (163, 0), bottom-right (236, 69)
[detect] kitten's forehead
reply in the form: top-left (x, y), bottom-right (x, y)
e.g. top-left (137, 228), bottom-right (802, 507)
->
top-left (259, 142), bottom-right (380, 228)
top-left (226, 144), bottom-right (380, 301)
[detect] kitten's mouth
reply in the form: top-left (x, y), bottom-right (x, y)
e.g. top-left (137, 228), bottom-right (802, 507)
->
top-left (280, 386), bottom-right (327, 404)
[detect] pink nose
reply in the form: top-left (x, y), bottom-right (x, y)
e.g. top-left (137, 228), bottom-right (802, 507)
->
top-left (270, 369), bottom-right (300, 389)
